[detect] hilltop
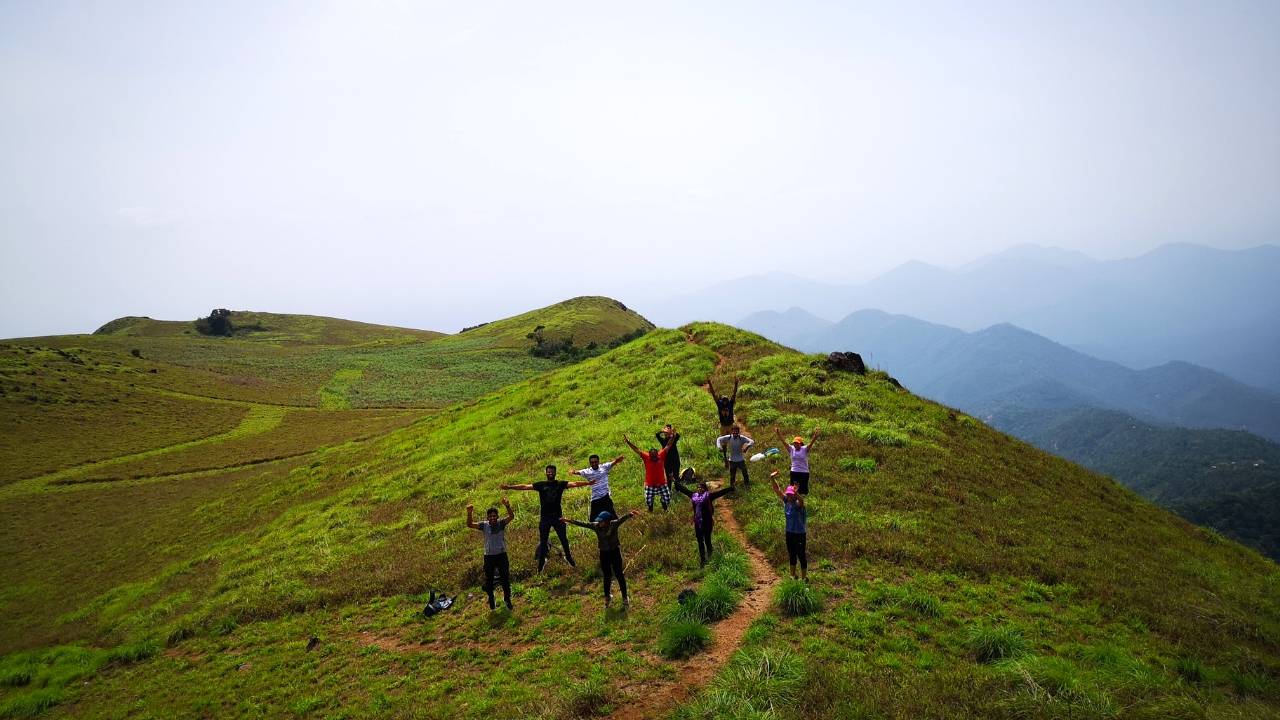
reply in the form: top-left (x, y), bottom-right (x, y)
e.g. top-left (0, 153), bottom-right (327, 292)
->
top-left (1, 314), bottom-right (1276, 718)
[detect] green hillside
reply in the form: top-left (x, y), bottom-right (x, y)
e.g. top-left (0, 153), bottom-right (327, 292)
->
top-left (1, 319), bottom-right (1276, 718)
top-left (997, 406), bottom-right (1280, 559)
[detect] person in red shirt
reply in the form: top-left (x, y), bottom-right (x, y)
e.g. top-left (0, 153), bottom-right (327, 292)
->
top-left (624, 430), bottom-right (677, 511)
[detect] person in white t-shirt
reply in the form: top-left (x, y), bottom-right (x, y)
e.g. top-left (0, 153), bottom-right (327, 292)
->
top-left (774, 426), bottom-right (820, 495)
top-left (568, 452), bottom-right (625, 520)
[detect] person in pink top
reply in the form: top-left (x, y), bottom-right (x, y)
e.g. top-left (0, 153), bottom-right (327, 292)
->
top-left (774, 426), bottom-right (820, 495)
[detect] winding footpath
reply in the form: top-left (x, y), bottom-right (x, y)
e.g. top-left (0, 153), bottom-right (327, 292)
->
top-left (606, 334), bottom-right (783, 719)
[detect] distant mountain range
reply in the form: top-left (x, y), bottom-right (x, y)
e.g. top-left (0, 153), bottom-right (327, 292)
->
top-left (648, 243), bottom-right (1280, 392)
top-left (740, 307), bottom-right (1280, 558)
top-left (743, 308), bottom-right (1280, 442)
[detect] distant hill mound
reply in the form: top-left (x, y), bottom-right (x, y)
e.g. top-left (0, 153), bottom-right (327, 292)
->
top-left (92, 311), bottom-right (444, 345)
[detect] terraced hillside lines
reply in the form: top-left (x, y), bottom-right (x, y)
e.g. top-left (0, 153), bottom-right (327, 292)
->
top-left (611, 504), bottom-right (781, 720)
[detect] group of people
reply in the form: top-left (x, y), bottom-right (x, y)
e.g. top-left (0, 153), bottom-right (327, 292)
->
top-left (463, 378), bottom-right (818, 612)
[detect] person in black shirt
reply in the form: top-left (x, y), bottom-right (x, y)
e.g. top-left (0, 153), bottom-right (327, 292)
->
top-left (707, 377), bottom-right (739, 433)
top-left (501, 465), bottom-right (593, 572)
top-left (563, 509), bottom-right (640, 607)
top-left (674, 469), bottom-right (735, 567)
top-left (655, 424), bottom-right (681, 487)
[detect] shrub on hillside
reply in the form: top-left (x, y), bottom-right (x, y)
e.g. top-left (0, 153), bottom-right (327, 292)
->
top-left (561, 674), bottom-right (613, 718)
top-left (659, 620), bottom-right (710, 659)
top-left (674, 579), bottom-right (738, 623)
top-left (775, 579), bottom-right (821, 617)
top-left (967, 624), bottom-right (1028, 663)
top-left (194, 309), bottom-right (233, 336)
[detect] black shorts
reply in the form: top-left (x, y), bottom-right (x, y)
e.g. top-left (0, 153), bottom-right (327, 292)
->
top-left (790, 471), bottom-right (810, 494)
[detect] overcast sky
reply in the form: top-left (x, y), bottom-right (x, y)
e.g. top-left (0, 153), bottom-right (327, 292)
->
top-left (2, 1), bottom-right (1277, 338)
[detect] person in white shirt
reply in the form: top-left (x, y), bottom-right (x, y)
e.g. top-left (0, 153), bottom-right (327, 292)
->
top-left (717, 426), bottom-right (755, 487)
top-left (568, 452), bottom-right (625, 520)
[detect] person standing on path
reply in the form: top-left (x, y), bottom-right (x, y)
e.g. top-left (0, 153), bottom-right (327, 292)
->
top-left (563, 509), bottom-right (641, 608)
top-left (707, 377), bottom-right (740, 434)
top-left (674, 470), bottom-right (735, 567)
top-left (568, 453), bottom-right (625, 520)
top-left (500, 466), bottom-right (592, 571)
top-left (717, 425), bottom-right (755, 487)
top-left (769, 471), bottom-right (808, 581)
top-left (774, 426), bottom-right (820, 495)
top-left (466, 498), bottom-right (514, 611)
top-left (624, 430), bottom-right (677, 511)
top-left (655, 424), bottom-right (681, 487)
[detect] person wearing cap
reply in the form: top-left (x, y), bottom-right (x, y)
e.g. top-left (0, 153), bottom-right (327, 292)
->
top-left (466, 498), bottom-right (515, 611)
top-left (563, 509), bottom-right (641, 608)
top-left (567, 452), bottom-right (625, 520)
top-left (774, 426), bottom-right (820, 495)
top-left (769, 470), bottom-right (808, 581)
top-left (716, 425), bottom-right (755, 487)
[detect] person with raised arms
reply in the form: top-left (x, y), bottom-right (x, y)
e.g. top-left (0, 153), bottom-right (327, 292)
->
top-left (624, 430), bottom-right (677, 512)
top-left (673, 469), bottom-right (735, 567)
top-left (717, 425), bottom-right (755, 487)
top-left (567, 452), bottom-right (625, 520)
top-left (466, 498), bottom-right (515, 611)
top-left (655, 424), bottom-right (681, 487)
top-left (707, 377), bottom-right (739, 434)
top-left (774, 426), bottom-right (820, 495)
top-left (769, 470), bottom-right (808, 581)
top-left (563, 509), bottom-right (641, 608)
top-left (500, 465), bottom-right (592, 572)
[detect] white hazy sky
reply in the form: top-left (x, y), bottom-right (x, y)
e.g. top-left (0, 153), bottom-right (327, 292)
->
top-left (2, 1), bottom-right (1278, 338)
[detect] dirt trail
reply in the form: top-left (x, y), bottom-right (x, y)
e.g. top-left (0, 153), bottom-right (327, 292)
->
top-left (609, 503), bottom-right (780, 720)
top-left (607, 334), bottom-right (782, 719)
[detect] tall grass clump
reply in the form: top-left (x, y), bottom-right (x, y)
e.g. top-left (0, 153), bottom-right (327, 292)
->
top-left (675, 579), bottom-right (738, 623)
top-left (775, 579), bottom-right (821, 617)
top-left (967, 624), bottom-right (1028, 663)
top-left (659, 620), bottom-right (710, 659)
top-left (675, 649), bottom-right (805, 719)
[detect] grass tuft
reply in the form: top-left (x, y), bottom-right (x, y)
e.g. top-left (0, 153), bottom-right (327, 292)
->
top-left (967, 624), bottom-right (1028, 663)
top-left (775, 579), bottom-right (821, 617)
top-left (658, 620), bottom-right (711, 660)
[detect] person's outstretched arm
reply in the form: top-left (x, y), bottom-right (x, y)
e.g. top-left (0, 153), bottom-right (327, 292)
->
top-left (465, 504), bottom-right (481, 530)
top-left (614, 509), bottom-right (641, 526)
top-left (768, 471), bottom-right (785, 500)
top-left (611, 455), bottom-right (626, 466)
top-left (774, 426), bottom-right (786, 445)
top-left (807, 427), bottom-right (820, 450)
top-left (707, 379), bottom-right (717, 399)
top-left (710, 486), bottom-right (735, 500)
top-left (663, 428), bottom-right (678, 449)
top-left (731, 377), bottom-right (740, 403)
top-left (502, 497), bottom-right (514, 524)
top-left (562, 517), bottom-right (593, 529)
top-left (499, 483), bottom-right (535, 490)
top-left (567, 478), bottom-right (595, 489)
top-left (623, 434), bottom-right (644, 457)
top-left (673, 481), bottom-right (693, 498)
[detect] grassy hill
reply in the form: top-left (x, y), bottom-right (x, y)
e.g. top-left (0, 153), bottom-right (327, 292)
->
top-left (998, 406), bottom-right (1280, 559)
top-left (1, 317), bottom-right (1276, 718)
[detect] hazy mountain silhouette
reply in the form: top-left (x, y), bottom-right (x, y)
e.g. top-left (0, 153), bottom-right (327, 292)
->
top-left (666, 243), bottom-right (1280, 391)
top-left (764, 308), bottom-right (1280, 442)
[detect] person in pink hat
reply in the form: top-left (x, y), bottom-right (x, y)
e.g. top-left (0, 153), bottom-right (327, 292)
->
top-left (770, 470), bottom-right (808, 581)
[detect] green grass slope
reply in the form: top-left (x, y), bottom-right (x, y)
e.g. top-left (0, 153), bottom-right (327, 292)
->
top-left (996, 406), bottom-right (1280, 560)
top-left (1, 322), bottom-right (1275, 718)
top-left (92, 312), bottom-right (444, 345)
